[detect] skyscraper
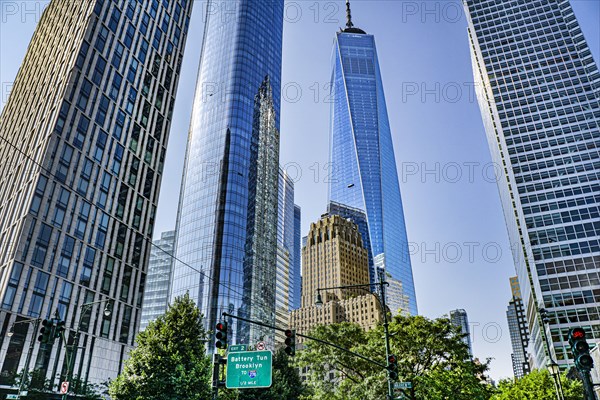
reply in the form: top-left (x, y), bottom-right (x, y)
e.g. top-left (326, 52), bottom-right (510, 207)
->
top-left (450, 309), bottom-right (473, 357)
top-left (0, 0), bottom-right (192, 385)
top-left (464, 0), bottom-right (600, 369)
top-left (506, 277), bottom-right (530, 378)
top-left (275, 169), bottom-right (295, 343)
top-left (328, 1), bottom-right (417, 315)
top-left (292, 205), bottom-right (302, 310)
top-left (290, 214), bottom-right (383, 342)
top-left (140, 230), bottom-right (176, 331)
top-left (170, 0), bottom-right (285, 347)
top-left (328, 201), bottom-right (374, 285)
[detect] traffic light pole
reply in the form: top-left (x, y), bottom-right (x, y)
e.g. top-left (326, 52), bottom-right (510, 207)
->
top-left (315, 279), bottom-right (395, 399)
top-left (378, 280), bottom-right (394, 400)
top-left (581, 371), bottom-right (597, 400)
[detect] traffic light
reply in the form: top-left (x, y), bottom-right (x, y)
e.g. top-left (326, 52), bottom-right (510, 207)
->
top-left (284, 329), bottom-right (296, 356)
top-left (387, 354), bottom-right (398, 380)
top-left (55, 320), bottom-right (65, 339)
top-left (215, 322), bottom-right (228, 349)
top-left (568, 327), bottom-right (594, 371)
top-left (38, 319), bottom-right (54, 344)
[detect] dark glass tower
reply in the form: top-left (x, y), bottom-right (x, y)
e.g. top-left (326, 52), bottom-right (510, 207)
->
top-left (170, 1), bottom-right (284, 346)
top-left (328, 1), bottom-right (417, 314)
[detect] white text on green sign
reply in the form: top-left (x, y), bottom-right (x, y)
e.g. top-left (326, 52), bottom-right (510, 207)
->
top-left (226, 350), bottom-right (272, 389)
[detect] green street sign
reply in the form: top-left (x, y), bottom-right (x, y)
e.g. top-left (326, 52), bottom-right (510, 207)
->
top-left (394, 381), bottom-right (412, 389)
top-left (229, 344), bottom-right (247, 352)
top-left (6, 395), bottom-right (19, 399)
top-left (226, 350), bottom-right (272, 389)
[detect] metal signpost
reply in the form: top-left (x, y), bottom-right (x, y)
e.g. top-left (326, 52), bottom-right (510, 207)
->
top-left (226, 350), bottom-right (273, 389)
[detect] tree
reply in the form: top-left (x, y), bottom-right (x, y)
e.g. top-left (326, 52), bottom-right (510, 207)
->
top-left (221, 348), bottom-right (308, 400)
top-left (296, 315), bottom-right (495, 400)
top-left (108, 294), bottom-right (212, 400)
top-left (492, 369), bottom-right (584, 400)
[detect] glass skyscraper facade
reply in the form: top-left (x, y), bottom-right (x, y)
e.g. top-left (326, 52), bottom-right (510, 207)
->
top-left (465, 0), bottom-right (600, 369)
top-left (292, 205), bottom-right (302, 310)
top-left (0, 0), bottom-right (192, 385)
top-left (449, 309), bottom-right (473, 357)
top-left (140, 230), bottom-right (175, 331)
top-left (328, 8), bottom-right (417, 315)
top-left (506, 277), bottom-right (530, 378)
top-left (171, 0), bottom-right (285, 346)
top-left (278, 170), bottom-right (300, 312)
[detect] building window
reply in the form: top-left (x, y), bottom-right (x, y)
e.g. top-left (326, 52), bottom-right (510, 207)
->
top-left (96, 95), bottom-right (110, 127)
top-left (119, 305), bottom-right (132, 343)
top-left (108, 7), bottom-right (121, 33)
top-left (56, 144), bottom-right (74, 183)
top-left (80, 247), bottom-right (96, 286)
top-left (95, 26), bottom-right (109, 53)
top-left (31, 224), bottom-right (53, 268)
top-left (91, 56), bottom-right (107, 86)
top-left (94, 130), bottom-right (108, 162)
top-left (124, 23), bottom-right (135, 48)
top-left (112, 42), bottom-right (124, 69)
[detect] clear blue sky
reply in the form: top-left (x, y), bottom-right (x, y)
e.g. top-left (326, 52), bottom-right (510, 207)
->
top-left (1, 0), bottom-right (598, 381)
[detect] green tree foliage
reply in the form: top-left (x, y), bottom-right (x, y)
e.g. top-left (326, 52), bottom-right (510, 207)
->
top-left (492, 369), bottom-right (584, 400)
top-left (221, 348), bottom-right (308, 400)
top-left (108, 294), bottom-right (212, 400)
top-left (296, 315), bottom-right (495, 400)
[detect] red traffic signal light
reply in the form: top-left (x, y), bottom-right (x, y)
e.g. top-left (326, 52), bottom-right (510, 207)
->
top-left (572, 329), bottom-right (585, 339)
top-left (387, 354), bottom-right (399, 380)
top-left (568, 327), bottom-right (587, 347)
top-left (569, 327), bottom-right (594, 372)
top-left (215, 322), bottom-right (228, 349)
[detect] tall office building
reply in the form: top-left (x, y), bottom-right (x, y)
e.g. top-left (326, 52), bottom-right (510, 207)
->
top-left (170, 0), bottom-right (285, 347)
top-left (290, 214), bottom-right (383, 342)
top-left (464, 0), bottom-right (600, 368)
top-left (506, 277), bottom-right (530, 378)
top-left (275, 169), bottom-right (294, 342)
top-left (292, 205), bottom-right (302, 310)
top-left (449, 309), bottom-right (473, 357)
top-left (278, 170), bottom-right (300, 312)
top-left (328, 1), bottom-right (417, 315)
top-left (140, 230), bottom-right (175, 331)
top-left (0, 0), bottom-right (192, 385)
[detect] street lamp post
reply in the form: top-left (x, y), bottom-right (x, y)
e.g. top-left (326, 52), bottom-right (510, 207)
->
top-left (547, 360), bottom-right (565, 400)
top-left (62, 299), bottom-right (112, 400)
top-left (315, 279), bottom-right (395, 400)
top-left (539, 308), bottom-right (564, 400)
top-left (7, 318), bottom-right (41, 397)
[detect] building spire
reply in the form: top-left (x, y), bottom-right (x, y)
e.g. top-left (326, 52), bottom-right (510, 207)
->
top-left (346, 0), bottom-right (354, 29)
top-left (342, 0), bottom-right (366, 34)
